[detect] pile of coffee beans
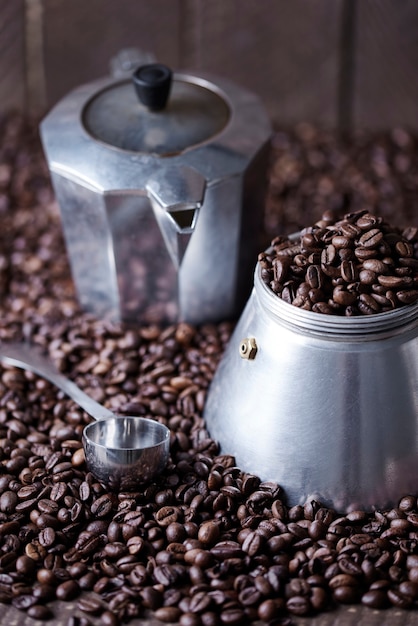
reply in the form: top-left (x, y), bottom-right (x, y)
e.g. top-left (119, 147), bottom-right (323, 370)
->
top-left (265, 123), bottom-right (418, 237)
top-left (260, 210), bottom-right (418, 315)
top-left (0, 111), bottom-right (418, 625)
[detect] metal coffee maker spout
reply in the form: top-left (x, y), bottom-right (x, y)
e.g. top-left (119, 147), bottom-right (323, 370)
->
top-left (40, 49), bottom-right (272, 326)
top-left (146, 165), bottom-right (211, 321)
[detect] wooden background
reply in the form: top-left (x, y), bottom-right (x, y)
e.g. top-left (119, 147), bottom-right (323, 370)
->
top-left (1, 1), bottom-right (418, 624)
top-left (1, 0), bottom-right (418, 131)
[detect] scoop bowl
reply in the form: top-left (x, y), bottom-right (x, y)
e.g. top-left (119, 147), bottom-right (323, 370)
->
top-left (82, 416), bottom-right (170, 490)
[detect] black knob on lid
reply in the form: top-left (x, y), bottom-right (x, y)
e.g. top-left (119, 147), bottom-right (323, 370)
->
top-left (133, 63), bottom-right (172, 111)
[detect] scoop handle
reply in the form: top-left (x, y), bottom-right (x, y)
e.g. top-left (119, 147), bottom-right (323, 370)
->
top-left (0, 342), bottom-right (115, 421)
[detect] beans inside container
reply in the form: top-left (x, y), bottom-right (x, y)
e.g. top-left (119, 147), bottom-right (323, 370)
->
top-left (0, 112), bottom-right (418, 623)
top-left (260, 209), bottom-right (418, 315)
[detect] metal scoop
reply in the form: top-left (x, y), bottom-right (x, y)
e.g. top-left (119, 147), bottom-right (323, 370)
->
top-left (0, 342), bottom-right (170, 490)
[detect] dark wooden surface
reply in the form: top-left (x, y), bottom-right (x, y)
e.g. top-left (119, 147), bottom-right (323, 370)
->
top-left (0, 598), bottom-right (417, 625)
top-left (0, 0), bottom-right (25, 113)
top-left (41, 0), bottom-right (183, 108)
top-left (2, 0), bottom-right (418, 130)
top-left (40, 0), bottom-right (342, 129)
top-left (173, 0), bottom-right (342, 129)
top-left (32, 0), bottom-right (343, 128)
top-left (353, 0), bottom-right (418, 132)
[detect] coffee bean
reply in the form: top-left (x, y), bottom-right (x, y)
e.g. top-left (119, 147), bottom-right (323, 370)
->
top-left (321, 244), bottom-right (336, 266)
top-left (355, 246), bottom-right (377, 261)
top-left (11, 594), bottom-right (37, 609)
top-left (378, 274), bottom-right (413, 289)
top-left (338, 557), bottom-right (363, 577)
top-left (273, 257), bottom-right (291, 283)
top-left (90, 494), bottom-right (114, 517)
top-left (2, 114), bottom-right (418, 624)
top-left (257, 598), bottom-right (281, 621)
top-left (189, 590), bottom-right (213, 613)
top-left (27, 604), bottom-right (54, 620)
top-left (332, 235), bottom-right (351, 249)
top-left (311, 586), bottom-right (328, 611)
top-left (155, 606), bottom-right (182, 622)
top-left (358, 293), bottom-right (381, 314)
top-left (358, 228), bottom-right (383, 248)
top-left (306, 265), bottom-right (324, 289)
top-left (261, 210), bottom-right (418, 315)
top-left (387, 587), bottom-right (414, 609)
top-left (0, 490), bottom-right (18, 513)
top-left (286, 594), bottom-right (311, 615)
top-left (55, 579), bottom-right (80, 600)
top-left (100, 610), bottom-right (119, 626)
top-left (332, 285), bottom-right (357, 306)
top-left (397, 289), bottom-right (418, 304)
top-left (77, 595), bottom-right (104, 615)
top-left (155, 505), bottom-right (181, 526)
top-left (361, 588), bottom-right (388, 608)
top-left (154, 564), bottom-right (181, 586)
top-left (340, 260), bottom-right (358, 282)
top-left (38, 526), bottom-right (56, 547)
top-left (219, 607), bottom-right (245, 625)
top-left (398, 580), bottom-right (418, 600)
top-left (211, 541), bottom-right (244, 560)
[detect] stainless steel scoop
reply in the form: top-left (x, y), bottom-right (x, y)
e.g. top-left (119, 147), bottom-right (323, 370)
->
top-left (0, 342), bottom-right (170, 490)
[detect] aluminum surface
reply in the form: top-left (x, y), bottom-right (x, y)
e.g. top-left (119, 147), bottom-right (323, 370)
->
top-left (204, 266), bottom-right (418, 512)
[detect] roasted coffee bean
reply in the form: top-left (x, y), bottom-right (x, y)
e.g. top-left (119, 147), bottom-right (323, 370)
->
top-left (321, 244), bottom-right (336, 266)
top-left (90, 494), bottom-right (114, 517)
top-left (55, 579), bottom-right (80, 600)
top-left (179, 613), bottom-right (202, 626)
top-left (358, 228), bottom-right (383, 248)
top-left (100, 611), bottom-right (119, 626)
top-left (332, 235), bottom-right (351, 249)
top-left (154, 564), bottom-right (181, 586)
top-left (306, 265), bottom-right (323, 289)
top-left (340, 260), bottom-right (357, 282)
top-left (397, 289), bottom-right (418, 304)
top-left (38, 526), bottom-right (56, 547)
top-left (211, 541), bottom-right (244, 560)
top-left (2, 114), bottom-right (418, 625)
top-left (155, 606), bottom-right (182, 622)
top-left (11, 593), bottom-right (37, 609)
top-left (387, 587), bottom-right (414, 609)
top-left (27, 604), bottom-right (54, 620)
top-left (332, 285), bottom-right (357, 306)
top-left (286, 594), bottom-right (311, 615)
top-left (77, 595), bottom-right (104, 615)
top-left (359, 293), bottom-right (381, 314)
top-left (362, 588), bottom-right (388, 608)
top-left (155, 505), bottom-right (181, 526)
top-left (219, 607), bottom-right (245, 625)
top-left (273, 258), bottom-right (291, 283)
top-left (197, 521), bottom-right (220, 545)
top-left (262, 210), bottom-right (418, 314)
top-left (311, 586), bottom-right (328, 611)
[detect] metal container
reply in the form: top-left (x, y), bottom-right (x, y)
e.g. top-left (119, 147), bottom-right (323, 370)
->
top-left (40, 52), bottom-right (271, 325)
top-left (204, 259), bottom-right (418, 512)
